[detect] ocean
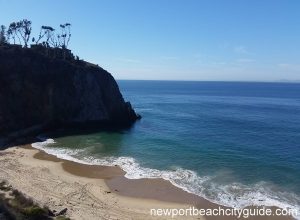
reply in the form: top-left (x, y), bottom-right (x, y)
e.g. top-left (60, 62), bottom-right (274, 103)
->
top-left (32, 80), bottom-right (300, 214)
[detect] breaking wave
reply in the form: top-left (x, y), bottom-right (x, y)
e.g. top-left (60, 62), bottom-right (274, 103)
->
top-left (32, 136), bottom-right (300, 219)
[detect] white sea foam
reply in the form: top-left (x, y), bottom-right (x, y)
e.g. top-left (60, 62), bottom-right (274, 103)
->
top-left (32, 137), bottom-right (300, 219)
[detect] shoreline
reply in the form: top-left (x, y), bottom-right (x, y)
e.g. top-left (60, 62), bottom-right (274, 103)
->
top-left (33, 146), bottom-right (212, 206)
top-left (0, 144), bottom-right (295, 219)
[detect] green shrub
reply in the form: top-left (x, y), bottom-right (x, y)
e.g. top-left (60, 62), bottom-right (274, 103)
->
top-left (55, 216), bottom-right (71, 220)
top-left (23, 205), bottom-right (47, 218)
top-left (11, 189), bottom-right (33, 207)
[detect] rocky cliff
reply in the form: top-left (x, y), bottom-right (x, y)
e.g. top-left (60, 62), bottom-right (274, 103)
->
top-left (0, 45), bottom-right (140, 139)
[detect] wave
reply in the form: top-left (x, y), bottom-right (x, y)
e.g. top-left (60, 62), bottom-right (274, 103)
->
top-left (32, 136), bottom-right (300, 219)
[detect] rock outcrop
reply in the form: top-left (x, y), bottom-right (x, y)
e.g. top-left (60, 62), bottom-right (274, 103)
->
top-left (0, 45), bottom-right (140, 139)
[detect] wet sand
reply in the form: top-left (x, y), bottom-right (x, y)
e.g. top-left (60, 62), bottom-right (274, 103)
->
top-left (0, 144), bottom-right (295, 220)
top-left (34, 149), bottom-right (209, 205)
top-left (33, 145), bottom-right (294, 220)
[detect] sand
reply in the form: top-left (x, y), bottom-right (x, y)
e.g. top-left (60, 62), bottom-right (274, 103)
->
top-left (0, 145), bottom-right (295, 220)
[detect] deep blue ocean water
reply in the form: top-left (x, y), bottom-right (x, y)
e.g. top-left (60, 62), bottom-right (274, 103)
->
top-left (33, 81), bottom-right (300, 213)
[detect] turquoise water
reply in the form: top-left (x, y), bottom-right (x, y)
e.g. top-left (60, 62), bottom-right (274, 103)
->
top-left (33, 81), bottom-right (300, 213)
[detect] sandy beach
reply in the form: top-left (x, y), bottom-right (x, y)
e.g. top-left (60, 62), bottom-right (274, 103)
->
top-left (0, 144), bottom-right (294, 220)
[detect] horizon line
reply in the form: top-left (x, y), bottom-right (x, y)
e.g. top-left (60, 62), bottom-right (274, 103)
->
top-left (116, 79), bottom-right (300, 84)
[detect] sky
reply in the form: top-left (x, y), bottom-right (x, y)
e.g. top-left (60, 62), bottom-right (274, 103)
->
top-left (0, 0), bottom-right (300, 81)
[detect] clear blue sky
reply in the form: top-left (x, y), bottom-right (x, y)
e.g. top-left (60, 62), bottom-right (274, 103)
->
top-left (1, 0), bottom-right (300, 81)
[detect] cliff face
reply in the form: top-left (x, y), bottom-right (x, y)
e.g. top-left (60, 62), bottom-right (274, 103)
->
top-left (0, 46), bottom-right (140, 137)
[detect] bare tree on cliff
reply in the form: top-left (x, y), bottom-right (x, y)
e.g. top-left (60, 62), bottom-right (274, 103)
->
top-left (17, 19), bottom-right (32, 47)
top-left (34, 26), bottom-right (55, 46)
top-left (58, 23), bottom-right (71, 49)
top-left (0, 25), bottom-right (7, 45)
top-left (7, 22), bottom-right (21, 44)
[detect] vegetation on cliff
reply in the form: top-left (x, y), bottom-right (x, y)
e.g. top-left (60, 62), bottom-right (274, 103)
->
top-left (0, 181), bottom-right (70, 220)
top-left (1, 19), bottom-right (71, 50)
top-left (0, 19), bottom-right (77, 61)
